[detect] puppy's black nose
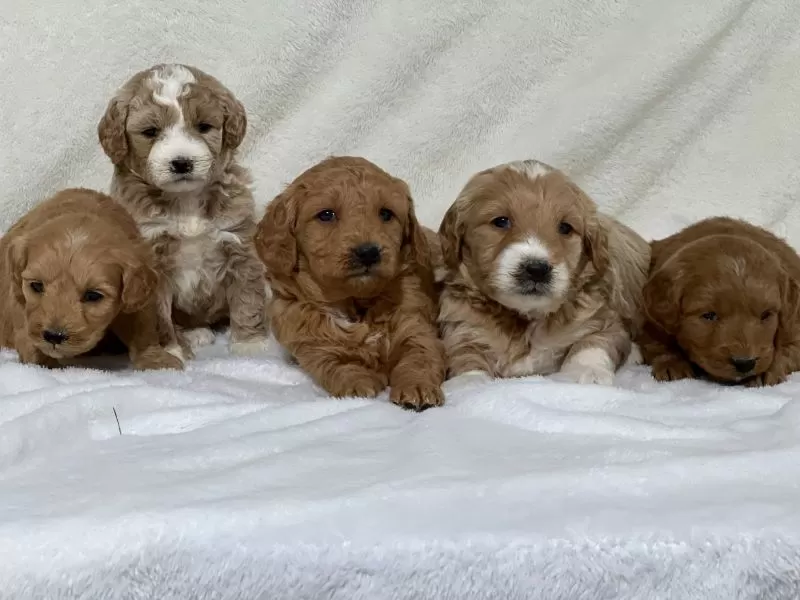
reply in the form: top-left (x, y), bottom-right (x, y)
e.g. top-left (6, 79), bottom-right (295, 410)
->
top-left (731, 356), bottom-right (757, 374)
top-left (521, 259), bottom-right (552, 283)
top-left (351, 243), bottom-right (382, 268)
top-left (170, 158), bottom-right (194, 174)
top-left (42, 329), bottom-right (68, 345)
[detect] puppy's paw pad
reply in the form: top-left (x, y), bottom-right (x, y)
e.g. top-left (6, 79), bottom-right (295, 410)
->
top-left (391, 384), bottom-right (445, 412)
top-left (134, 349), bottom-right (185, 371)
top-left (229, 337), bottom-right (273, 357)
top-left (183, 327), bottom-right (216, 350)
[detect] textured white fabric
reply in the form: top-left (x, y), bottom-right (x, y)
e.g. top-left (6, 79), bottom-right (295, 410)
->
top-left (2, 0), bottom-right (800, 597)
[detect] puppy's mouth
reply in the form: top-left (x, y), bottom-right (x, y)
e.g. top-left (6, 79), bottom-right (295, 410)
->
top-left (347, 266), bottom-right (380, 279)
top-left (158, 176), bottom-right (206, 192)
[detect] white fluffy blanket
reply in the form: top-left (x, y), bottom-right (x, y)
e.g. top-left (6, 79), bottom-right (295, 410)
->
top-left (2, 0), bottom-right (800, 597)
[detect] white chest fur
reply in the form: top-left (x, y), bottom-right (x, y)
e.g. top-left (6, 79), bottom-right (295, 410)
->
top-left (141, 210), bottom-right (242, 313)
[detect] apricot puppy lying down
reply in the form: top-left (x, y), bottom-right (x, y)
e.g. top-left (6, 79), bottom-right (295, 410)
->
top-left (0, 188), bottom-right (183, 371)
top-left (640, 217), bottom-right (800, 386)
top-left (256, 156), bottom-right (445, 410)
top-left (438, 160), bottom-right (650, 385)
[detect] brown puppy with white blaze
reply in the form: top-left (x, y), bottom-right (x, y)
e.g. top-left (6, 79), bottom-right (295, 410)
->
top-left (0, 188), bottom-right (183, 371)
top-left (438, 160), bottom-right (650, 385)
top-left (639, 217), bottom-right (800, 386)
top-left (98, 63), bottom-right (269, 363)
top-left (255, 156), bottom-right (445, 410)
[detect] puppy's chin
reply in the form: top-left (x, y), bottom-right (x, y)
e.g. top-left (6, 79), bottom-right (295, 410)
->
top-left (152, 176), bottom-right (208, 193)
top-left (492, 289), bottom-right (563, 317)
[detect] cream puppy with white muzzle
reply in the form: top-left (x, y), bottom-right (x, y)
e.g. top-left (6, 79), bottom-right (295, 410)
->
top-left (98, 63), bottom-right (269, 361)
top-left (437, 160), bottom-right (650, 386)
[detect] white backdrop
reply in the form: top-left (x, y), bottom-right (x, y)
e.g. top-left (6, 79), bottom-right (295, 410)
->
top-left (2, 0), bottom-right (800, 242)
top-left (3, 1), bottom-right (800, 598)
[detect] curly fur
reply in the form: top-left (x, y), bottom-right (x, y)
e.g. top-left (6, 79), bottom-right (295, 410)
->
top-left (639, 217), bottom-right (800, 386)
top-left (437, 160), bottom-right (650, 385)
top-left (98, 63), bottom-right (268, 361)
top-left (0, 188), bottom-right (182, 371)
top-left (255, 156), bottom-right (445, 410)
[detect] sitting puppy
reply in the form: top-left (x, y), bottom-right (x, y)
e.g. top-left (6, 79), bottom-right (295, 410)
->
top-left (438, 160), bottom-right (650, 385)
top-left (0, 188), bottom-right (183, 371)
top-left (639, 217), bottom-right (800, 386)
top-left (255, 156), bottom-right (445, 410)
top-left (97, 63), bottom-right (269, 361)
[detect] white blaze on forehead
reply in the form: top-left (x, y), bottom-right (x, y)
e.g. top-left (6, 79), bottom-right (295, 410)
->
top-left (505, 160), bottom-right (552, 181)
top-left (150, 65), bottom-right (195, 116)
top-left (145, 65), bottom-right (213, 189)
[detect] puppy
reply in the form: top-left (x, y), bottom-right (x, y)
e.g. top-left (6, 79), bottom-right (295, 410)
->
top-left (98, 63), bottom-right (269, 361)
top-left (438, 160), bottom-right (650, 385)
top-left (255, 156), bottom-right (445, 410)
top-left (639, 217), bottom-right (800, 386)
top-left (0, 188), bottom-right (183, 371)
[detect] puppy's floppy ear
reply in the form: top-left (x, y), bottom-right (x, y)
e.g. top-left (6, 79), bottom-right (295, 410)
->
top-left (583, 213), bottom-right (610, 274)
top-left (642, 258), bottom-right (683, 335)
top-left (438, 202), bottom-right (465, 270)
top-left (98, 96), bottom-right (130, 165)
top-left (4, 235), bottom-right (29, 305)
top-left (255, 185), bottom-right (301, 278)
top-left (400, 184), bottom-right (432, 274)
top-left (778, 272), bottom-right (800, 343)
top-left (566, 181), bottom-right (609, 274)
top-left (222, 91), bottom-right (247, 150)
top-left (113, 247), bottom-right (159, 313)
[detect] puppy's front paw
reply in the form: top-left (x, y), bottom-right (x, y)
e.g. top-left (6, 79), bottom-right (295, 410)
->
top-left (391, 383), bottom-right (445, 412)
top-left (182, 327), bottom-right (216, 350)
top-left (325, 368), bottom-right (388, 398)
top-left (745, 367), bottom-right (788, 388)
top-left (133, 347), bottom-right (185, 371)
top-left (559, 348), bottom-right (615, 385)
top-left (230, 336), bottom-right (273, 357)
top-left (651, 356), bottom-right (694, 382)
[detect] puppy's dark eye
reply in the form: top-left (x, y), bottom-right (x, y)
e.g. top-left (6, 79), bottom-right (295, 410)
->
top-left (491, 216), bottom-right (511, 229)
top-left (379, 208), bottom-right (395, 222)
top-left (141, 127), bottom-right (159, 138)
top-left (82, 290), bottom-right (104, 303)
top-left (761, 310), bottom-right (774, 321)
top-left (197, 122), bottom-right (213, 134)
top-left (29, 281), bottom-right (44, 294)
top-left (701, 311), bottom-right (718, 321)
top-left (558, 221), bottom-right (574, 235)
top-left (316, 209), bottom-right (336, 223)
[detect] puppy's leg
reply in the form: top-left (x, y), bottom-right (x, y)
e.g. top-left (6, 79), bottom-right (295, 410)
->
top-left (112, 307), bottom-right (184, 371)
top-left (441, 322), bottom-right (495, 379)
top-left (156, 283), bottom-right (189, 363)
top-left (226, 247), bottom-right (270, 356)
top-left (638, 325), bottom-right (695, 382)
top-left (560, 319), bottom-right (630, 385)
top-left (272, 299), bottom-right (386, 397)
top-left (14, 331), bottom-right (59, 368)
top-left (387, 313), bottom-right (446, 411)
